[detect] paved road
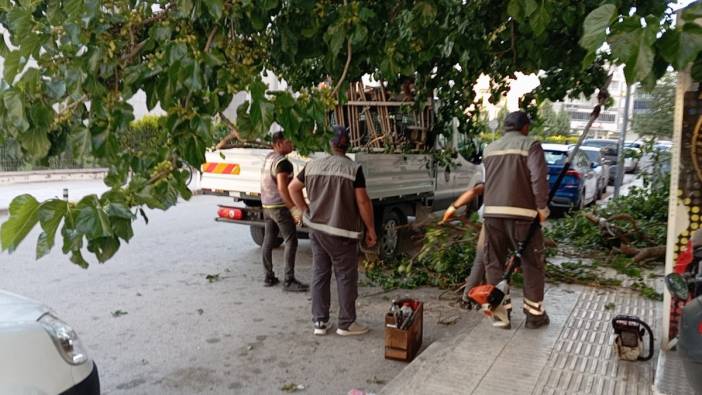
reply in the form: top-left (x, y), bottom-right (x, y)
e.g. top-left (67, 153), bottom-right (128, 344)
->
top-left (0, 195), bottom-right (479, 395)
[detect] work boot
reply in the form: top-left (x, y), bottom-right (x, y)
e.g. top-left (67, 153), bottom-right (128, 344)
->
top-left (283, 278), bottom-right (308, 292)
top-left (524, 298), bottom-right (550, 329)
top-left (525, 311), bottom-right (550, 329)
top-left (264, 275), bottom-right (280, 287)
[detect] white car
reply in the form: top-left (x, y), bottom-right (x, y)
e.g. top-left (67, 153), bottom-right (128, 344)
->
top-left (578, 146), bottom-right (609, 198)
top-left (0, 290), bottom-right (99, 395)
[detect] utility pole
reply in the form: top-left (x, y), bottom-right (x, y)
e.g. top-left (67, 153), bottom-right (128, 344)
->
top-left (613, 84), bottom-right (631, 198)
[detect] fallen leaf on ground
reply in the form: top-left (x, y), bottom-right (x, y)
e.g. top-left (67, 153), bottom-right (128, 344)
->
top-left (206, 273), bottom-right (220, 283)
top-left (604, 303), bottom-right (616, 311)
top-left (438, 314), bottom-right (460, 326)
top-left (281, 383), bottom-right (305, 392)
top-left (366, 376), bottom-right (386, 385)
top-left (111, 310), bottom-right (128, 317)
top-left (197, 308), bottom-right (204, 315)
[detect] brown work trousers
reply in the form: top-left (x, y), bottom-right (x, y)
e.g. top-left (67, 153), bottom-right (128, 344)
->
top-left (483, 217), bottom-right (545, 303)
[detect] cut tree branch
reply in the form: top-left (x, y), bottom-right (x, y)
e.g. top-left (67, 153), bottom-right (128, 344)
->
top-left (204, 26), bottom-right (218, 52)
top-left (215, 111), bottom-right (242, 149)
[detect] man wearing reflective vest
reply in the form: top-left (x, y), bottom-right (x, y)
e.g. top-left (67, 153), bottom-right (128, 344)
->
top-left (288, 126), bottom-right (378, 336)
top-left (260, 131), bottom-right (308, 292)
top-left (482, 111), bottom-right (550, 329)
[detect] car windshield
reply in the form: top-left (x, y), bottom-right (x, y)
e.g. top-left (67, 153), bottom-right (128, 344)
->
top-left (544, 150), bottom-right (568, 165)
top-left (582, 150), bottom-right (600, 162)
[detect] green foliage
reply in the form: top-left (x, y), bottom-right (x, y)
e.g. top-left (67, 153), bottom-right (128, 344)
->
top-left (365, 222), bottom-right (478, 290)
top-left (545, 261), bottom-right (622, 288)
top-left (531, 100), bottom-right (571, 136)
top-left (632, 73), bottom-right (675, 138)
top-left (0, 0), bottom-right (691, 264)
top-left (547, 147), bottom-right (670, 251)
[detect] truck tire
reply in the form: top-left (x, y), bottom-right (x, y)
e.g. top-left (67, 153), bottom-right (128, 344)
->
top-left (249, 225), bottom-right (283, 248)
top-left (379, 209), bottom-right (407, 259)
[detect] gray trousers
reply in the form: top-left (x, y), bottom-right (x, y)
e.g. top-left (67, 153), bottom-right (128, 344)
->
top-left (310, 231), bottom-right (359, 330)
top-left (262, 207), bottom-right (298, 281)
top-left (484, 217), bottom-right (545, 303)
top-left (465, 227), bottom-right (486, 290)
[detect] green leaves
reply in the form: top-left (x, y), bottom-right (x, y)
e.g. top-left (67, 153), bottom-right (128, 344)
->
top-left (1, 194), bottom-right (40, 253)
top-left (608, 18), bottom-right (658, 83)
top-left (659, 24), bottom-right (702, 71)
top-left (36, 199), bottom-right (68, 259)
top-left (579, 4), bottom-right (616, 52)
top-left (529, 3), bottom-right (551, 36)
top-left (3, 50), bottom-right (26, 84)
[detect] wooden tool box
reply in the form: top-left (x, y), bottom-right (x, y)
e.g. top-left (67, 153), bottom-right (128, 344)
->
top-left (384, 299), bottom-right (423, 362)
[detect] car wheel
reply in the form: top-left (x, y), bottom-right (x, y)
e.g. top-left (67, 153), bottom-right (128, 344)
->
top-left (249, 225), bottom-right (283, 248)
top-left (571, 189), bottom-right (585, 212)
top-left (379, 209), bottom-right (407, 259)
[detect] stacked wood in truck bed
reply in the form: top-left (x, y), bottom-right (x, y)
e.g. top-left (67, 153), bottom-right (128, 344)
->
top-left (332, 82), bottom-right (433, 150)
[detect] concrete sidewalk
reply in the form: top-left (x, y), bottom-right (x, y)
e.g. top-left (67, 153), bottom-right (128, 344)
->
top-left (381, 285), bottom-right (692, 395)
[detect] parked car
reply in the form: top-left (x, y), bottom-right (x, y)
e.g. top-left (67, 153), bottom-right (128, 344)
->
top-left (582, 139), bottom-right (621, 184)
top-left (578, 146), bottom-right (609, 198)
top-left (542, 144), bottom-right (599, 211)
top-left (0, 290), bottom-right (99, 394)
top-left (654, 141), bottom-right (673, 152)
top-left (623, 142), bottom-right (642, 173)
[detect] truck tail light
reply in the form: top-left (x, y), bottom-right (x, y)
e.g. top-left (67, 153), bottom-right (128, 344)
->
top-left (218, 207), bottom-right (244, 220)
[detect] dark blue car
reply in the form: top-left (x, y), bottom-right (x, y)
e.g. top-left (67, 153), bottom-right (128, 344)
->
top-left (542, 144), bottom-right (599, 211)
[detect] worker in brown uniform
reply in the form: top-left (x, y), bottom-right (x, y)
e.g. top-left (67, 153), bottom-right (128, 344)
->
top-left (260, 131), bottom-right (308, 292)
top-left (482, 111), bottom-right (550, 329)
top-left (288, 126), bottom-right (377, 336)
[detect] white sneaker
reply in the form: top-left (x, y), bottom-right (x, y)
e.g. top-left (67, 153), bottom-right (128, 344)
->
top-left (336, 322), bottom-right (369, 336)
top-left (314, 321), bottom-right (330, 336)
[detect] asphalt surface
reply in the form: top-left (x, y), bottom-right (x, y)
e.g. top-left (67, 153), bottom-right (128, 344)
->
top-left (0, 194), bottom-right (480, 395)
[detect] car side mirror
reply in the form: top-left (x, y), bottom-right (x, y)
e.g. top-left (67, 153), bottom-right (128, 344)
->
top-left (665, 273), bottom-right (689, 300)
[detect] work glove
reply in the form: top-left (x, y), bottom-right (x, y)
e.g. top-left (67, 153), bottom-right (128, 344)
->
top-left (537, 207), bottom-right (550, 223)
top-left (440, 205), bottom-right (458, 224)
top-left (290, 207), bottom-right (303, 225)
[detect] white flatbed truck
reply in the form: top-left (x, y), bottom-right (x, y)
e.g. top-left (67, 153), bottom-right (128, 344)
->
top-left (200, 141), bottom-right (479, 258)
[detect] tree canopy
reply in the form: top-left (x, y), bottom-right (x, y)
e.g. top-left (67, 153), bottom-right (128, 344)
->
top-left (0, 0), bottom-right (699, 265)
top-left (632, 73), bottom-right (676, 138)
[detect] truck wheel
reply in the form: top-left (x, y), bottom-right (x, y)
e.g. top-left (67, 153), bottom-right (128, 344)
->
top-left (249, 226), bottom-right (283, 248)
top-left (379, 209), bottom-right (407, 259)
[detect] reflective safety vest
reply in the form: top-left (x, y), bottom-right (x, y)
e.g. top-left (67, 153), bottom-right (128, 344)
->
top-left (303, 155), bottom-right (363, 239)
top-left (482, 131), bottom-right (548, 220)
top-left (260, 151), bottom-right (289, 208)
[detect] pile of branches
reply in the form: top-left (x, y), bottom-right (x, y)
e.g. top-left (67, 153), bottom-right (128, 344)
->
top-left (547, 172), bottom-right (669, 264)
top-left (363, 218), bottom-right (479, 290)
